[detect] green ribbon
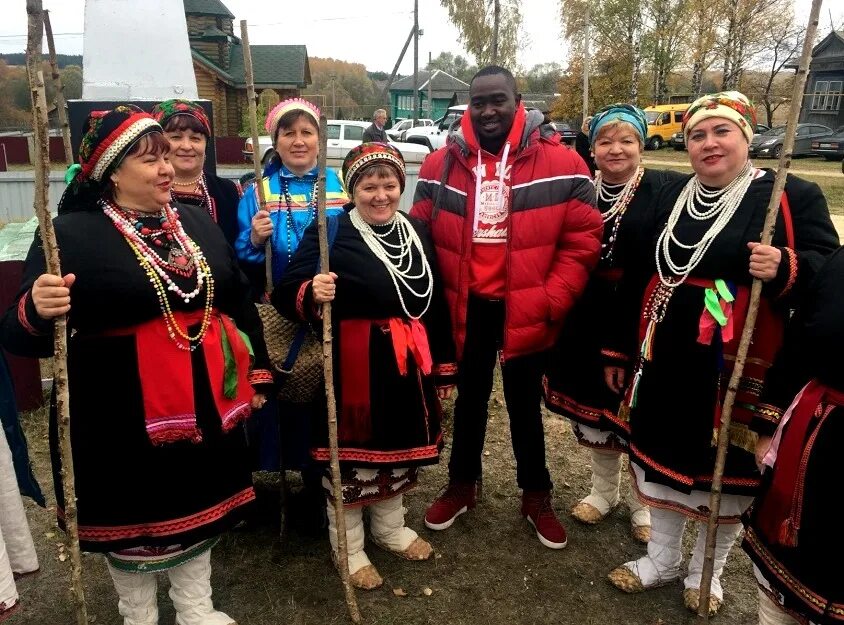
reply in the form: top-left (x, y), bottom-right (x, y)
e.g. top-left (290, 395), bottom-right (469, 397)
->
top-left (703, 279), bottom-right (734, 327)
top-left (221, 321), bottom-right (255, 399)
top-left (64, 163), bottom-right (82, 185)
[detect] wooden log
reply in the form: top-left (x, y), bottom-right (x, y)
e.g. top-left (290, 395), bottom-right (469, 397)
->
top-left (43, 10), bottom-right (73, 164)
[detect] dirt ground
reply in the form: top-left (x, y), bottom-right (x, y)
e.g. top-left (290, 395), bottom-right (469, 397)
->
top-left (12, 381), bottom-right (761, 625)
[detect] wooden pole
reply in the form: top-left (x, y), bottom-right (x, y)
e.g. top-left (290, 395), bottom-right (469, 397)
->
top-left (317, 116), bottom-right (362, 623)
top-left (26, 3), bottom-right (89, 625)
top-left (696, 0), bottom-right (824, 619)
top-left (379, 26), bottom-right (415, 106)
top-left (239, 19), bottom-right (289, 540)
top-left (43, 10), bottom-right (73, 164)
top-left (240, 20), bottom-right (272, 291)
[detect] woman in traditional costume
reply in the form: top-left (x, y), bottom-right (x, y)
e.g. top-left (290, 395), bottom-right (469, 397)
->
top-left (602, 92), bottom-right (839, 615)
top-left (544, 104), bottom-right (683, 544)
top-left (152, 99), bottom-right (242, 248)
top-left (0, 105), bottom-right (272, 625)
top-left (273, 143), bottom-right (457, 590)
top-left (743, 246), bottom-right (844, 625)
top-left (234, 98), bottom-right (348, 478)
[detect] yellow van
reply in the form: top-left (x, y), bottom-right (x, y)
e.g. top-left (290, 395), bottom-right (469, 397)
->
top-left (643, 104), bottom-right (688, 150)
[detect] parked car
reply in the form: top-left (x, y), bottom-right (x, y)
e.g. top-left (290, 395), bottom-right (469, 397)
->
top-left (671, 123), bottom-right (770, 151)
top-left (386, 118), bottom-right (434, 140)
top-left (402, 105), bottom-right (467, 150)
top-left (243, 119), bottom-right (432, 166)
top-left (811, 126), bottom-right (844, 161)
top-left (643, 104), bottom-right (688, 150)
top-left (749, 123), bottom-right (833, 159)
top-left (553, 122), bottom-right (578, 146)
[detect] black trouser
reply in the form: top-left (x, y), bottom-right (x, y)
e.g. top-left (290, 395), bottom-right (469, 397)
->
top-left (447, 296), bottom-right (553, 492)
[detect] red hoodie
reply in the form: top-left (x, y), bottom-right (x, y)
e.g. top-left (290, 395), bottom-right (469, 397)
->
top-left (461, 104), bottom-right (526, 299)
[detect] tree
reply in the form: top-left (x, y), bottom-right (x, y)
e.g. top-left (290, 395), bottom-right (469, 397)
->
top-left (520, 63), bottom-right (564, 93)
top-left (60, 65), bottom-right (83, 100)
top-left (307, 57), bottom-right (379, 118)
top-left (642, 0), bottom-right (689, 104)
top-left (686, 0), bottom-right (724, 96)
top-left (426, 51), bottom-right (476, 83)
top-left (440, 0), bottom-right (523, 68)
top-left (719, 0), bottom-right (791, 90)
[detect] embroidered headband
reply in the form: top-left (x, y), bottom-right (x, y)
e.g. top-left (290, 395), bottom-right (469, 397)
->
top-left (78, 105), bottom-right (163, 182)
top-left (683, 91), bottom-right (756, 143)
top-left (265, 98), bottom-right (321, 138)
top-left (342, 142), bottom-right (406, 196)
top-left (589, 103), bottom-right (648, 146)
top-left (151, 99), bottom-right (212, 136)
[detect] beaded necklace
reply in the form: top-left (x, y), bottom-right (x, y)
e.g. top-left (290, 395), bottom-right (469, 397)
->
top-left (595, 167), bottom-right (644, 263)
top-left (349, 208), bottom-right (433, 319)
top-left (102, 200), bottom-right (215, 351)
top-left (171, 173), bottom-right (216, 222)
top-left (279, 174), bottom-right (319, 265)
top-left (656, 162), bottom-right (754, 287)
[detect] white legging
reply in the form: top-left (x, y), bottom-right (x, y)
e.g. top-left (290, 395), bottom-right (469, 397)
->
top-left (583, 448), bottom-right (649, 526)
top-left (327, 494), bottom-right (417, 575)
top-left (758, 589), bottom-right (802, 625)
top-left (0, 426), bottom-right (38, 611)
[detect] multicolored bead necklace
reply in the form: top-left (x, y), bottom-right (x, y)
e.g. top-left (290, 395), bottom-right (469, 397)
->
top-left (595, 166), bottom-right (644, 264)
top-left (279, 174), bottom-right (319, 265)
top-left (171, 173), bottom-right (216, 222)
top-left (101, 200), bottom-right (215, 350)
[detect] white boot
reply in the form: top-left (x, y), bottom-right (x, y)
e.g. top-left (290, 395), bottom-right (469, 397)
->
top-left (683, 521), bottom-right (742, 614)
top-left (326, 499), bottom-right (383, 589)
top-left (609, 507), bottom-right (685, 592)
top-left (758, 588), bottom-right (801, 625)
top-left (106, 562), bottom-right (159, 625)
top-left (0, 427), bottom-right (37, 576)
top-left (167, 550), bottom-right (234, 625)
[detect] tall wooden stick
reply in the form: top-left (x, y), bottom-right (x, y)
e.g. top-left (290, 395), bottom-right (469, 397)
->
top-left (26, 3), bottom-right (89, 625)
top-left (239, 19), bottom-right (288, 540)
top-left (696, 0), bottom-right (824, 619)
top-left (43, 10), bottom-right (73, 164)
top-left (240, 20), bottom-right (272, 291)
top-left (317, 115), bottom-right (362, 624)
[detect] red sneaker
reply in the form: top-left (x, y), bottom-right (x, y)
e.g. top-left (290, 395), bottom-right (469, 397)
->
top-left (522, 491), bottom-right (568, 549)
top-left (424, 482), bottom-right (477, 530)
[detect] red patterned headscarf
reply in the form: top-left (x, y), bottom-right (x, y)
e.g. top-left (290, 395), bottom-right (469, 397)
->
top-left (151, 99), bottom-right (212, 136)
top-left (78, 105), bottom-right (162, 182)
top-left (682, 91), bottom-right (756, 143)
top-left (341, 142), bottom-right (406, 196)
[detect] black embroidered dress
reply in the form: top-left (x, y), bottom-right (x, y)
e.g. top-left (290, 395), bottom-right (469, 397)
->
top-left (544, 168), bottom-right (683, 449)
top-left (743, 246), bottom-right (844, 624)
top-left (0, 203), bottom-right (271, 553)
top-left (602, 171), bottom-right (838, 518)
top-left (273, 212), bottom-right (457, 506)
top-left (171, 174), bottom-right (241, 249)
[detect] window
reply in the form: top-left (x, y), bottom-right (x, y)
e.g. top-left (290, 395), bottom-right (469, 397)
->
top-left (797, 126), bottom-right (810, 136)
top-left (327, 125), bottom-right (341, 140)
top-left (344, 125), bottom-right (364, 142)
top-left (674, 111), bottom-right (686, 123)
top-left (811, 80), bottom-right (843, 111)
top-left (661, 112), bottom-right (671, 124)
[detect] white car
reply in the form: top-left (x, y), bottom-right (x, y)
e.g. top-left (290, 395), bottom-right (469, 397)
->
top-left (243, 119), bottom-right (432, 166)
top-left (386, 118), bottom-right (434, 140)
top-left (402, 105), bottom-right (467, 150)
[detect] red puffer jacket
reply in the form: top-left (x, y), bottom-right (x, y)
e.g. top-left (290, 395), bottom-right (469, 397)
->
top-left (410, 110), bottom-right (602, 361)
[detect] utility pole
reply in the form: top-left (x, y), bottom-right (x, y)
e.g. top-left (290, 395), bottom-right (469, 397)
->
top-left (330, 75), bottom-right (337, 118)
top-left (413, 0), bottom-right (419, 126)
top-left (493, 0), bottom-right (500, 64)
top-left (428, 52), bottom-right (433, 118)
top-left (582, 3), bottom-right (590, 123)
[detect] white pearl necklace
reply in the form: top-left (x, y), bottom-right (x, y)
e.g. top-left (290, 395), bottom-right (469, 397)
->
top-left (349, 209), bottom-right (433, 319)
top-left (595, 167), bottom-right (642, 223)
top-left (656, 163), bottom-right (754, 286)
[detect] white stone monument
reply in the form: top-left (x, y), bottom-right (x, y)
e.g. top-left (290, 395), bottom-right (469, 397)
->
top-left (82, 0), bottom-right (198, 100)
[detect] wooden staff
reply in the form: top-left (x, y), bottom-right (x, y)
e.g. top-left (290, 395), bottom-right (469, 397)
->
top-left (696, 0), bottom-right (824, 619)
top-left (239, 19), bottom-right (289, 540)
top-left (25, 2), bottom-right (89, 624)
top-left (43, 10), bottom-right (73, 164)
top-left (317, 115), bottom-right (362, 624)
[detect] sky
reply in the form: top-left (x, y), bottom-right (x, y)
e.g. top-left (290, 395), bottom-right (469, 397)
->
top-left (0, 0), bottom-right (842, 74)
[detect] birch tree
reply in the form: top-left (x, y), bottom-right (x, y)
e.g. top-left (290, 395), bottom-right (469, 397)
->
top-left (440, 0), bottom-right (523, 68)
